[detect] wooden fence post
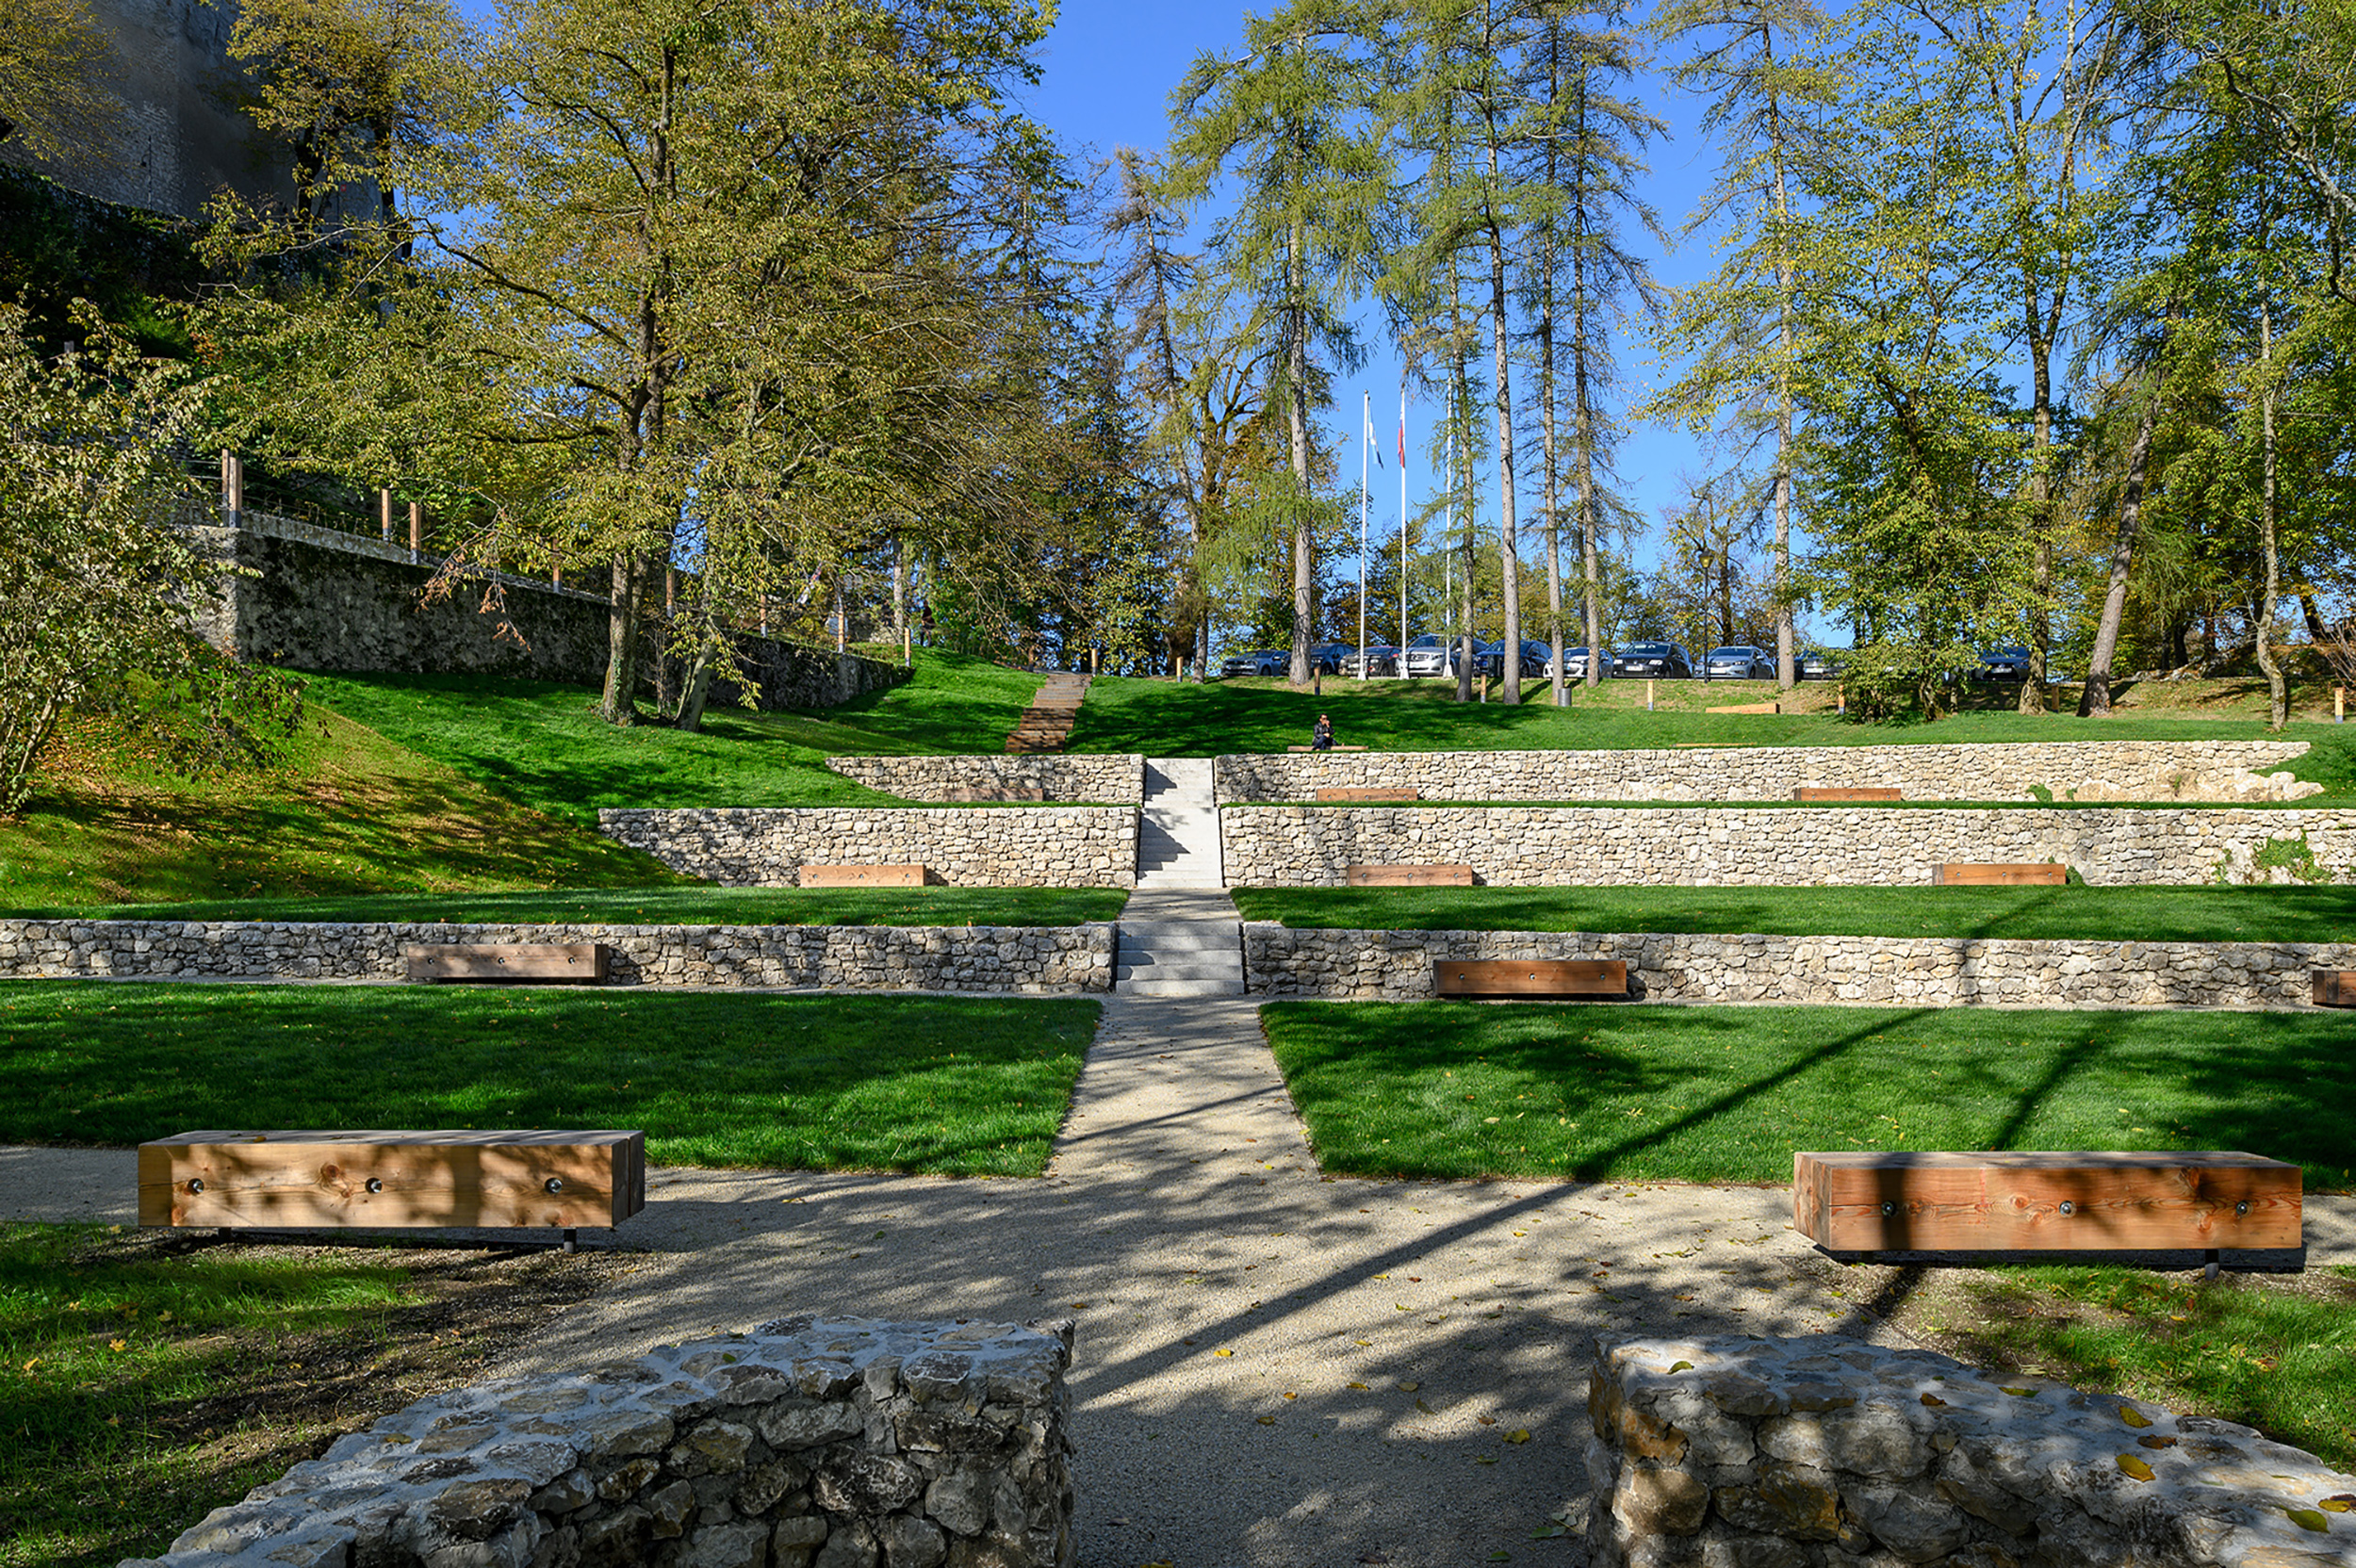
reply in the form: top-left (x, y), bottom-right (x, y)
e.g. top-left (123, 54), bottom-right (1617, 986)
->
top-left (407, 501), bottom-right (422, 559)
top-left (379, 488), bottom-right (393, 541)
top-left (221, 451), bottom-right (244, 515)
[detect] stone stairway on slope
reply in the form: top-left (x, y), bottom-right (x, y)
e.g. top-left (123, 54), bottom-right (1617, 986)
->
top-left (1118, 760), bottom-right (1242, 997)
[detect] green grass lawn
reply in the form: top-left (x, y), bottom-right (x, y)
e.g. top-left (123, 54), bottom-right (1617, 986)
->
top-left (0, 986), bottom-right (1098, 1175)
top-left (1926, 1265), bottom-right (2356, 1470)
top-left (1233, 884), bottom-right (2356, 943)
top-left (5, 887), bottom-right (1128, 926)
top-left (1070, 677), bottom-right (2356, 800)
top-left (1259, 1001), bottom-right (2356, 1190)
top-left (303, 650), bottom-right (1049, 825)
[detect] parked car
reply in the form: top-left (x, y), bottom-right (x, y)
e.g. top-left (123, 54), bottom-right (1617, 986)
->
top-left (1402, 632), bottom-right (1473, 678)
top-left (1797, 647), bottom-right (1845, 681)
top-left (1611, 641), bottom-right (1693, 679)
top-left (1219, 648), bottom-right (1285, 678)
top-left (1548, 645), bottom-right (1613, 681)
top-left (1512, 639), bottom-right (1555, 678)
top-left (1973, 645), bottom-right (2033, 681)
top-left (1702, 645), bottom-right (1772, 680)
top-left (1342, 643), bottom-right (1401, 677)
top-left (1307, 641), bottom-right (1356, 676)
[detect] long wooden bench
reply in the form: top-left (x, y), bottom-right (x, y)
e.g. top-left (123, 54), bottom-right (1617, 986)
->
top-left (800, 863), bottom-right (926, 888)
top-left (1348, 863), bottom-right (1474, 887)
top-left (1792, 1150), bottom-right (2300, 1259)
top-left (2315, 972), bottom-right (2356, 1006)
top-left (139, 1130), bottom-right (646, 1250)
top-left (1933, 862), bottom-right (2067, 886)
top-left (1793, 787), bottom-right (1903, 802)
top-left (1317, 787), bottom-right (1420, 802)
top-left (1434, 958), bottom-right (1628, 998)
top-left (404, 943), bottom-right (610, 984)
top-left (1286, 743), bottom-right (1369, 751)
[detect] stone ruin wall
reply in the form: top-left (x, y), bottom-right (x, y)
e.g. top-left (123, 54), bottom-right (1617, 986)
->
top-left (1213, 740), bottom-right (2319, 805)
top-left (0, 921), bottom-right (1115, 993)
top-left (1586, 1332), bottom-right (2355, 1568)
top-left (1241, 926), bottom-right (2356, 1010)
top-left (126, 1315), bottom-right (1076, 1568)
top-left (597, 809), bottom-right (1139, 890)
top-left (1219, 805), bottom-right (2356, 888)
top-left (826, 757), bottom-right (1145, 804)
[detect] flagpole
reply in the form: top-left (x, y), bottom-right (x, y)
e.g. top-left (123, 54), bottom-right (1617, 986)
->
top-left (1399, 382), bottom-right (1408, 675)
top-left (1358, 392), bottom-right (1368, 678)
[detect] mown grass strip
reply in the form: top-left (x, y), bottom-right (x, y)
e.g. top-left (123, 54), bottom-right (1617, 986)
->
top-left (1233, 885), bottom-right (2356, 944)
top-left (3, 887), bottom-right (1129, 927)
top-left (0, 986), bottom-right (1097, 1175)
top-left (1259, 1001), bottom-right (2356, 1190)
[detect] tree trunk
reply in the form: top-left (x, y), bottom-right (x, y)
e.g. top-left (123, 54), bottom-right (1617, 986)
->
top-left (1767, 74), bottom-right (1796, 691)
top-left (2019, 274), bottom-right (2056, 714)
top-left (1571, 73), bottom-right (1602, 688)
top-left (1484, 131), bottom-right (1522, 704)
top-left (2257, 291), bottom-right (2286, 729)
top-left (1287, 217), bottom-right (1315, 686)
top-left (600, 553), bottom-right (646, 724)
top-left (2079, 360), bottom-right (2168, 715)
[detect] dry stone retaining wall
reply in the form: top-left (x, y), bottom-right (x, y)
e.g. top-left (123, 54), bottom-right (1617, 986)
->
top-left (126, 1315), bottom-right (1076, 1568)
top-left (1213, 740), bottom-right (2319, 804)
top-left (0, 921), bottom-right (1114, 992)
top-left (826, 757), bottom-right (1145, 803)
top-left (599, 808), bottom-right (1139, 889)
top-left (1219, 805), bottom-right (2356, 887)
top-left (1586, 1332), bottom-right (2356, 1568)
top-left (1242, 925), bottom-right (2354, 1009)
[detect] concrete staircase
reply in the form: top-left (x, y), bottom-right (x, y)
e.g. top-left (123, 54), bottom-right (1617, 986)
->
top-left (1135, 758), bottom-right (1223, 890)
top-left (1115, 890), bottom-right (1244, 999)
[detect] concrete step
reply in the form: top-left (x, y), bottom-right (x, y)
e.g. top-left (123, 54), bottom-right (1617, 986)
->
top-left (1133, 876), bottom-right (1228, 890)
top-left (1117, 923), bottom-right (1239, 947)
top-left (1116, 957), bottom-right (1243, 982)
top-left (1115, 975), bottom-right (1246, 998)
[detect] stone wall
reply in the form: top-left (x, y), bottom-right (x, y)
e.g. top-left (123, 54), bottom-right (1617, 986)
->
top-left (1219, 805), bottom-right (2356, 887)
top-left (1212, 740), bottom-right (2320, 804)
top-left (1241, 926), bottom-right (2356, 1010)
top-left (0, 921), bottom-right (1115, 992)
top-left (1585, 1332), bottom-right (2354, 1568)
top-left (826, 757), bottom-right (1146, 804)
top-left (128, 1314), bottom-right (1076, 1568)
top-left (598, 809), bottom-right (1139, 889)
top-left (196, 515), bottom-right (908, 710)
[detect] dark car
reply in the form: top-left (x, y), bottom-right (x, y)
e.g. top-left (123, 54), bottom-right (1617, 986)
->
top-left (1973, 645), bottom-right (2033, 681)
top-left (1797, 648), bottom-right (1846, 681)
top-left (1219, 649), bottom-right (1285, 678)
top-left (1702, 645), bottom-right (1772, 680)
top-left (1308, 641), bottom-right (1356, 676)
top-left (1611, 641), bottom-right (1693, 678)
top-left (1342, 643), bottom-right (1401, 677)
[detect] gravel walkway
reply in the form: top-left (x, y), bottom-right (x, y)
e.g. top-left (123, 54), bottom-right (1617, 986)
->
top-left (8, 994), bottom-right (2350, 1568)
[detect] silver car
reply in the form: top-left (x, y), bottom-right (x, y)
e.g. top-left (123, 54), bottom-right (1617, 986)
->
top-left (1548, 645), bottom-right (1613, 681)
top-left (1400, 633), bottom-right (1467, 678)
top-left (1702, 645), bottom-right (1772, 680)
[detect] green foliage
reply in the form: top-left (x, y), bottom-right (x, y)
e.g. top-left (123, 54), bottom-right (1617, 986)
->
top-left (0, 984), bottom-right (1098, 1174)
top-left (1260, 1000), bottom-right (2356, 1188)
top-left (0, 168), bottom-right (204, 355)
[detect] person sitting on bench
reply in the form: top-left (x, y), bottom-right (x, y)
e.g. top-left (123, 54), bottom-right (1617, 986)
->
top-left (1311, 713), bottom-right (1333, 752)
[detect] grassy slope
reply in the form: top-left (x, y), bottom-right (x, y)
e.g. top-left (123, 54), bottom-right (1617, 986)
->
top-left (0, 985), bottom-right (1098, 1175)
top-left (0, 710), bottom-right (676, 911)
top-left (1071, 677), bottom-right (2356, 800)
top-left (1233, 885), bottom-right (2356, 943)
top-left (301, 650), bottom-right (1046, 825)
top-left (3, 887), bottom-right (1128, 926)
top-left (1259, 1001), bottom-right (2356, 1190)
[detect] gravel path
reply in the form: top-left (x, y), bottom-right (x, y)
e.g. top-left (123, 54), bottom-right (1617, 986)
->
top-left (8, 994), bottom-right (2350, 1568)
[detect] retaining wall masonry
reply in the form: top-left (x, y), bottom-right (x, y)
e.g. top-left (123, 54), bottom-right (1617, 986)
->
top-left (825, 757), bottom-right (1145, 804)
top-left (1587, 1333), bottom-right (2356, 1568)
top-left (0, 921), bottom-right (1114, 992)
top-left (126, 1315), bottom-right (1077, 1568)
top-left (1219, 805), bottom-right (2356, 887)
top-left (1242, 926), bottom-right (2356, 1009)
top-left (1214, 740), bottom-right (2320, 804)
top-left (598, 808), bottom-right (1139, 889)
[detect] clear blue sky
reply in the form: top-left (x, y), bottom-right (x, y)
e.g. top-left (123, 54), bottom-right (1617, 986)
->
top-left (1017, 0), bottom-right (1791, 639)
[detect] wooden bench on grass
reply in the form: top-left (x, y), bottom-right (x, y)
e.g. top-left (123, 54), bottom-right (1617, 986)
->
top-left (1792, 1151), bottom-right (2300, 1267)
top-left (1348, 863), bottom-right (1474, 887)
top-left (139, 1130), bottom-right (646, 1251)
top-left (2315, 972), bottom-right (2356, 1006)
top-left (1317, 787), bottom-right (1420, 802)
top-left (800, 863), bottom-right (926, 888)
top-left (404, 943), bottom-right (610, 984)
top-left (1286, 743), bottom-right (1368, 751)
top-left (1933, 862), bottom-right (2067, 886)
top-left (1793, 787), bottom-right (1903, 802)
top-left (1434, 958), bottom-right (1628, 998)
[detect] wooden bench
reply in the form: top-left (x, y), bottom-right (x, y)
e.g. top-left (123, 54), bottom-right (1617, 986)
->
top-left (1348, 863), bottom-right (1474, 887)
top-left (800, 864), bottom-right (926, 888)
top-left (1933, 862), bottom-right (2067, 886)
top-left (139, 1130), bottom-right (646, 1250)
top-left (1286, 743), bottom-right (1368, 751)
top-left (1793, 787), bottom-right (1903, 802)
top-left (2315, 972), bottom-right (2356, 1006)
top-left (404, 943), bottom-right (610, 984)
top-left (1434, 958), bottom-right (1628, 998)
top-left (1317, 787), bottom-right (1420, 802)
top-left (1792, 1151), bottom-right (2301, 1258)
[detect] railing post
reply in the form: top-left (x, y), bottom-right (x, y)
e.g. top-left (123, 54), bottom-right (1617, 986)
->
top-left (221, 451), bottom-right (244, 518)
top-left (379, 488), bottom-right (393, 542)
top-left (407, 501), bottom-right (422, 562)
